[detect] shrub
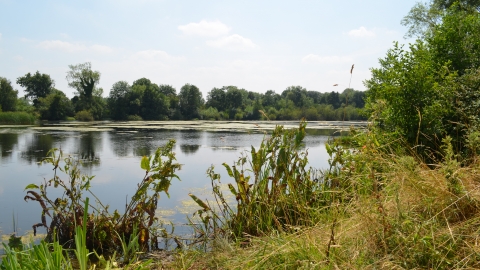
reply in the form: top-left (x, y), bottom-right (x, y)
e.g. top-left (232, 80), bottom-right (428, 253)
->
top-left (127, 114), bottom-right (143, 121)
top-left (75, 110), bottom-right (94, 121)
top-left (0, 111), bottom-right (36, 124)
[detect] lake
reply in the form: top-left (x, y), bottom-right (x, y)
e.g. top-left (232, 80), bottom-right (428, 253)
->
top-left (0, 120), bottom-right (362, 245)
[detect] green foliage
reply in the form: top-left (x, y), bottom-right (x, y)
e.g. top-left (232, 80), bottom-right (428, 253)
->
top-left (365, 41), bottom-right (456, 150)
top-left (23, 140), bottom-right (181, 261)
top-left (127, 114), bottom-right (143, 121)
top-left (179, 84), bottom-right (203, 119)
top-left (37, 89), bottom-right (74, 120)
top-left (108, 81), bottom-right (131, 120)
top-left (66, 62), bottom-right (100, 99)
top-left (189, 120), bottom-right (333, 240)
top-left (0, 111), bottom-right (36, 124)
top-left (0, 77), bottom-right (18, 112)
top-left (75, 110), bottom-right (94, 121)
top-left (16, 71), bottom-right (55, 107)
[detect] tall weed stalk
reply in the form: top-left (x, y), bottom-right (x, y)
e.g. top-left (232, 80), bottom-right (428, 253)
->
top-left (190, 120), bottom-right (335, 241)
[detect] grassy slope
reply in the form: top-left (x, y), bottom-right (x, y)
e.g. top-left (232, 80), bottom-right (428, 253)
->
top-left (169, 136), bottom-right (480, 269)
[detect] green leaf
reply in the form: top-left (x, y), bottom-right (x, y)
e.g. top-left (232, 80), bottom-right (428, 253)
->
top-left (24, 184), bottom-right (39, 190)
top-left (189, 193), bottom-right (210, 211)
top-left (222, 163), bottom-right (234, 177)
top-left (140, 156), bottom-right (150, 171)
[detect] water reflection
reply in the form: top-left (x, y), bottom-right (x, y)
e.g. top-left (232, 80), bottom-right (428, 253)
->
top-left (178, 130), bottom-right (202, 155)
top-left (75, 132), bottom-right (102, 167)
top-left (0, 133), bottom-right (18, 158)
top-left (179, 144), bottom-right (200, 155)
top-left (21, 133), bottom-right (59, 164)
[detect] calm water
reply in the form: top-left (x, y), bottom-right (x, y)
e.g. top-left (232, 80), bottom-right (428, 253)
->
top-left (0, 124), bottom-right (333, 240)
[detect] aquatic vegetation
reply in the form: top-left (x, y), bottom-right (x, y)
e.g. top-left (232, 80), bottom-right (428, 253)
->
top-left (21, 139), bottom-right (181, 264)
top-left (189, 120), bottom-right (336, 242)
top-left (0, 112), bottom-right (36, 125)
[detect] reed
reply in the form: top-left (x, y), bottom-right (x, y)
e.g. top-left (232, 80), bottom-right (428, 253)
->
top-left (0, 111), bottom-right (36, 125)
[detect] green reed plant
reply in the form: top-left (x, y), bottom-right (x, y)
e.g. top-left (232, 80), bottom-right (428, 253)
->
top-left (23, 139), bottom-right (182, 263)
top-left (190, 120), bottom-right (336, 241)
top-left (0, 111), bottom-right (36, 125)
top-left (1, 237), bottom-right (72, 270)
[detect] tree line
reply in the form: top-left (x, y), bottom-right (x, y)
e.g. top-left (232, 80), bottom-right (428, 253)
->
top-left (0, 64), bottom-right (366, 121)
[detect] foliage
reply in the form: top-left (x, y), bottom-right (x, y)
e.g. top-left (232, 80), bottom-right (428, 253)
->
top-left (189, 120), bottom-right (334, 241)
top-left (108, 81), bottom-right (131, 120)
top-left (74, 110), bottom-right (94, 121)
top-left (16, 71), bottom-right (55, 107)
top-left (37, 89), bottom-right (74, 120)
top-left (0, 111), bottom-right (36, 124)
top-left (179, 84), bottom-right (203, 119)
top-left (23, 140), bottom-right (181, 264)
top-left (66, 62), bottom-right (100, 100)
top-left (0, 77), bottom-right (18, 112)
top-left (365, 41), bottom-right (456, 151)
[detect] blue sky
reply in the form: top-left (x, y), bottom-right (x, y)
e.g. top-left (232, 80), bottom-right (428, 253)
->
top-left (0, 0), bottom-right (418, 98)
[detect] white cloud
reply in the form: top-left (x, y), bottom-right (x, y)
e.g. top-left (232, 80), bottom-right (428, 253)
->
top-left (348, 27), bottom-right (375, 38)
top-left (90, 44), bottom-right (113, 53)
top-left (302, 54), bottom-right (353, 64)
top-left (178, 20), bottom-right (230, 37)
top-left (37, 40), bottom-right (113, 53)
top-left (37, 40), bottom-right (87, 52)
top-left (206, 34), bottom-right (257, 51)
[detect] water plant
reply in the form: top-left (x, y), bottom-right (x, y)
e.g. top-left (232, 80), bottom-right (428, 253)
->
top-left (22, 139), bottom-right (181, 264)
top-left (189, 120), bottom-right (336, 243)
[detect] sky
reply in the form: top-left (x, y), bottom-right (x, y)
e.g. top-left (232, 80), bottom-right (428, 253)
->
top-left (0, 0), bottom-right (418, 98)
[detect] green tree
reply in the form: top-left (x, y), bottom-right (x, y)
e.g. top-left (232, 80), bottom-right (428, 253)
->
top-left (178, 84), bottom-right (203, 119)
top-left (16, 71), bottom-right (55, 107)
top-left (0, 77), bottom-right (18, 112)
top-left (66, 62), bottom-right (100, 99)
top-left (205, 87), bottom-right (227, 112)
top-left (37, 89), bottom-right (74, 120)
top-left (365, 41), bottom-right (456, 147)
top-left (108, 81), bottom-right (131, 120)
top-left (426, 4), bottom-right (480, 75)
top-left (141, 84), bottom-right (169, 120)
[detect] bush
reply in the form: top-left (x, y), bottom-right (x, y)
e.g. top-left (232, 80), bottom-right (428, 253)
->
top-left (0, 111), bottom-right (36, 124)
top-left (74, 110), bottom-right (94, 121)
top-left (127, 114), bottom-right (143, 121)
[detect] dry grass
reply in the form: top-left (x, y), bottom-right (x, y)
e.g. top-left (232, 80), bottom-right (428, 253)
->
top-left (178, 135), bottom-right (480, 269)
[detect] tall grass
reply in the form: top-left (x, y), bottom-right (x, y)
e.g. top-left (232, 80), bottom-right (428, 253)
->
top-left (182, 124), bottom-right (480, 269)
top-left (0, 111), bottom-right (36, 125)
top-left (189, 120), bottom-right (337, 243)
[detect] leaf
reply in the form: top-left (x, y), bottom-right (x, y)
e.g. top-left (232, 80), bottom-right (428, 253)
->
top-left (24, 184), bottom-right (39, 190)
top-left (228, 183), bottom-right (238, 196)
top-left (222, 163), bottom-right (234, 177)
top-left (189, 193), bottom-right (210, 211)
top-left (140, 156), bottom-right (150, 171)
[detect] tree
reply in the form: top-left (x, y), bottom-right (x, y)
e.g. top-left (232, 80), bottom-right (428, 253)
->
top-left (16, 71), bottom-right (55, 106)
top-left (0, 77), bottom-right (18, 112)
top-left (159, 84), bottom-right (176, 96)
top-left (262, 90), bottom-right (280, 108)
top-left (206, 87), bottom-right (227, 111)
top-left (178, 84), bottom-right (203, 119)
top-left (365, 41), bottom-right (456, 147)
top-left (426, 4), bottom-right (480, 75)
top-left (66, 62), bottom-right (100, 100)
top-left (141, 84), bottom-right (169, 120)
top-left (108, 81), bottom-right (131, 120)
top-left (37, 89), bottom-right (74, 120)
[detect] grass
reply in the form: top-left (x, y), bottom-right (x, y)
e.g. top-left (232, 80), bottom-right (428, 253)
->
top-left (177, 126), bottom-right (480, 269)
top-left (0, 111), bottom-right (36, 125)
